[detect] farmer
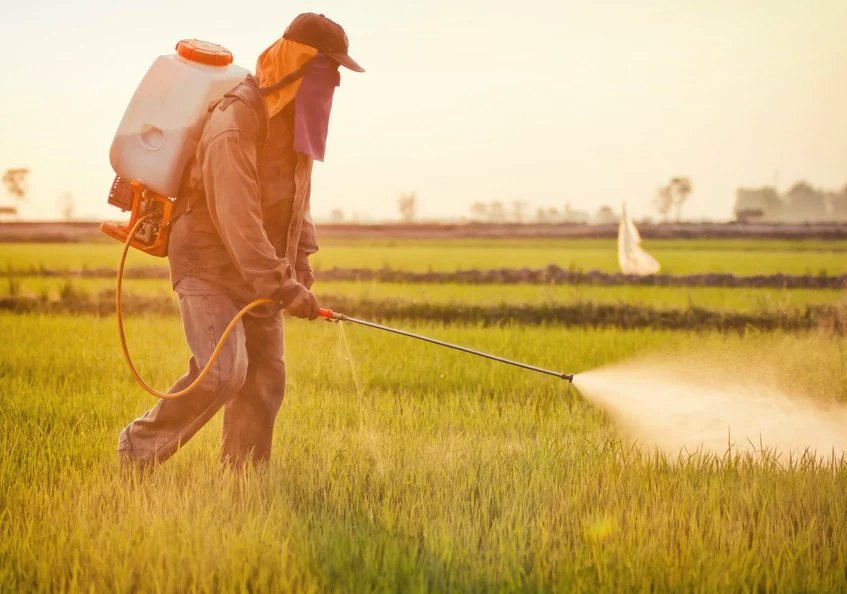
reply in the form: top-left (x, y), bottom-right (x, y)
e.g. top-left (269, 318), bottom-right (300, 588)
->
top-left (117, 13), bottom-right (365, 472)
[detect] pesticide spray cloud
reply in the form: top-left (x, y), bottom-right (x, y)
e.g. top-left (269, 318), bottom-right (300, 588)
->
top-left (573, 355), bottom-right (847, 462)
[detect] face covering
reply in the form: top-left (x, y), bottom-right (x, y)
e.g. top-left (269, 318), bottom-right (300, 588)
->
top-left (256, 38), bottom-right (318, 119)
top-left (293, 53), bottom-right (340, 162)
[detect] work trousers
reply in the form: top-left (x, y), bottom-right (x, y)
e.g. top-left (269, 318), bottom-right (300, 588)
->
top-left (118, 279), bottom-right (286, 470)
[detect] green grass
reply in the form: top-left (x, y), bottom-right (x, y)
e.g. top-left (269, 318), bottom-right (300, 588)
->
top-left (317, 243), bottom-right (845, 276)
top-left (2, 313), bottom-right (847, 592)
top-left (2, 238), bottom-right (846, 275)
top-left (4, 275), bottom-right (845, 315)
top-left (0, 242), bottom-right (163, 272)
top-left (3, 236), bottom-right (847, 591)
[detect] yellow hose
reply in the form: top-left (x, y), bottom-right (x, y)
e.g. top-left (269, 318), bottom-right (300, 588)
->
top-left (116, 216), bottom-right (275, 399)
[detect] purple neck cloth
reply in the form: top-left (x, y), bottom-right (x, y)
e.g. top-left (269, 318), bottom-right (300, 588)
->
top-left (294, 53), bottom-right (340, 162)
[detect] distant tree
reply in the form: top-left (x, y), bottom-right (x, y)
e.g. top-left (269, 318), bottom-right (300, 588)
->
top-left (653, 177), bottom-right (692, 221)
top-left (534, 208), bottom-right (561, 223)
top-left (397, 192), bottom-right (417, 222)
top-left (329, 208), bottom-right (345, 223)
top-left (489, 201), bottom-right (506, 222)
top-left (562, 202), bottom-right (590, 223)
top-left (0, 168), bottom-right (28, 220)
top-left (833, 184), bottom-right (847, 222)
top-left (57, 192), bottom-right (75, 221)
top-left (511, 200), bottom-right (529, 223)
top-left (669, 177), bottom-right (692, 221)
top-left (595, 205), bottom-right (619, 225)
top-left (2, 168), bottom-right (29, 203)
top-left (470, 202), bottom-right (488, 221)
top-left (653, 185), bottom-right (673, 221)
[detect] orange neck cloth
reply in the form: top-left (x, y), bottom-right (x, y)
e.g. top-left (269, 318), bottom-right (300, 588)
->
top-left (256, 38), bottom-right (318, 119)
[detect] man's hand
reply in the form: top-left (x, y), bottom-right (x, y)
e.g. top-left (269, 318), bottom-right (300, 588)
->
top-left (273, 279), bottom-right (321, 320)
top-left (286, 288), bottom-right (320, 320)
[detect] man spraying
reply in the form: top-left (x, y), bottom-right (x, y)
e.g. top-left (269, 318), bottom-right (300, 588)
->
top-left (117, 13), bottom-right (365, 471)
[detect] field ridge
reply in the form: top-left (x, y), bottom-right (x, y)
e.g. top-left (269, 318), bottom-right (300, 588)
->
top-left (6, 265), bottom-right (847, 290)
top-left (4, 220), bottom-right (847, 242)
top-left (3, 292), bottom-right (846, 333)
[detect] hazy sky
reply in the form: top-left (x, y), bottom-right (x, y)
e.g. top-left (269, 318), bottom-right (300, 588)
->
top-left (1, 0), bottom-right (845, 222)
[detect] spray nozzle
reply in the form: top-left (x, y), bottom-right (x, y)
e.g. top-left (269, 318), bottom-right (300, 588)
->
top-left (319, 308), bottom-right (347, 323)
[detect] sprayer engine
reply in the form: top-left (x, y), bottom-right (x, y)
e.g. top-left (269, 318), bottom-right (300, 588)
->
top-left (100, 176), bottom-right (175, 258)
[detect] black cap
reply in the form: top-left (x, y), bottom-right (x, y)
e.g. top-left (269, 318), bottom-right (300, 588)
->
top-left (283, 13), bottom-right (365, 73)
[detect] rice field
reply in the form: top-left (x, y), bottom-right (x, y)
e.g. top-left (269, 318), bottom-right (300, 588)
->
top-left (2, 237), bottom-right (846, 593)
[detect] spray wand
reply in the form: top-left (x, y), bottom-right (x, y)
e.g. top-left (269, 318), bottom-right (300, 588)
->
top-left (318, 308), bottom-right (574, 382)
top-left (115, 217), bottom-right (573, 401)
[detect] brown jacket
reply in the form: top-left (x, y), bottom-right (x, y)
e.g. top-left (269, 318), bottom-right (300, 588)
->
top-left (168, 75), bottom-right (318, 309)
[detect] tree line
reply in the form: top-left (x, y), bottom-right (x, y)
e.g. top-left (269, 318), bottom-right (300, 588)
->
top-left (734, 181), bottom-right (847, 223)
top-left (386, 177), bottom-right (693, 224)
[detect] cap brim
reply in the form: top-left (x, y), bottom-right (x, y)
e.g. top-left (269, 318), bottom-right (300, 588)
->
top-left (327, 52), bottom-right (365, 73)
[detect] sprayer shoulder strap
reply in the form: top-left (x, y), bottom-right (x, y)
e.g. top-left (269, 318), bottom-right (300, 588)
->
top-left (214, 76), bottom-right (269, 144)
top-left (169, 76), bottom-right (269, 228)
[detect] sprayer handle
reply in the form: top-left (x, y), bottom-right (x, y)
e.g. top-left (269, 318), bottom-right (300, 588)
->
top-left (319, 308), bottom-right (346, 322)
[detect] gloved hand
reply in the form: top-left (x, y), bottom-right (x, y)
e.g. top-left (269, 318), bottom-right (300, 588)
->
top-left (296, 268), bottom-right (315, 291)
top-left (273, 279), bottom-right (321, 320)
top-left (287, 289), bottom-right (320, 320)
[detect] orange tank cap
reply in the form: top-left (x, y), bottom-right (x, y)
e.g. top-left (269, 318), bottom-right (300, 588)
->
top-left (175, 39), bottom-right (233, 66)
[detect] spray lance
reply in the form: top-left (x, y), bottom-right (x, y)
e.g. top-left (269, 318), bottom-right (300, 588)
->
top-left (115, 220), bottom-right (574, 400)
top-left (318, 308), bottom-right (574, 382)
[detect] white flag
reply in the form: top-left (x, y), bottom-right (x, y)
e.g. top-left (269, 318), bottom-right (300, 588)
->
top-left (618, 203), bottom-right (660, 276)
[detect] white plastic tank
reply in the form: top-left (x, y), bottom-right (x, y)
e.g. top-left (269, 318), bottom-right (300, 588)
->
top-left (109, 39), bottom-right (250, 197)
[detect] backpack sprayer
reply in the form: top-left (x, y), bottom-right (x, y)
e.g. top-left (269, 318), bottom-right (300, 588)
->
top-left (100, 40), bottom-right (251, 258)
top-left (105, 40), bottom-right (575, 400)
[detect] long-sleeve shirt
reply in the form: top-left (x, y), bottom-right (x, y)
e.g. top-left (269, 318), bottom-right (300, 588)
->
top-left (168, 75), bottom-right (318, 312)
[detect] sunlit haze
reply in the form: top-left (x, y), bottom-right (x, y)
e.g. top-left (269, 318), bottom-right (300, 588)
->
top-left (1, 0), bottom-right (845, 222)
